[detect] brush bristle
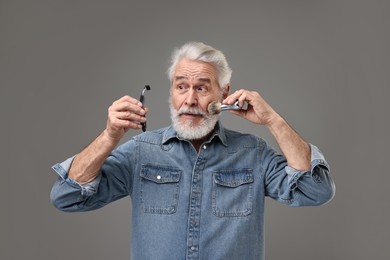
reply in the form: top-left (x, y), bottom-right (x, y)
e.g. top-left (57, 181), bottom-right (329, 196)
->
top-left (208, 101), bottom-right (222, 115)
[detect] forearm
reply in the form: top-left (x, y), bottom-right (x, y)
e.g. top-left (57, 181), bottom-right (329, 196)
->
top-left (224, 89), bottom-right (312, 171)
top-left (266, 114), bottom-right (311, 171)
top-left (69, 130), bottom-right (119, 184)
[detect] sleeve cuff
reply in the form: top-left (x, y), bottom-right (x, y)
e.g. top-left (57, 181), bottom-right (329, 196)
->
top-left (285, 143), bottom-right (329, 186)
top-left (51, 156), bottom-right (101, 197)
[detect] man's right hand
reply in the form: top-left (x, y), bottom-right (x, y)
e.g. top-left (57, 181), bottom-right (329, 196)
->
top-left (68, 95), bottom-right (147, 184)
top-left (105, 95), bottom-right (148, 142)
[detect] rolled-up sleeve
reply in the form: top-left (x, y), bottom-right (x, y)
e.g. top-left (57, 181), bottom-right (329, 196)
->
top-left (285, 144), bottom-right (335, 206)
top-left (50, 156), bottom-right (102, 212)
top-left (264, 144), bottom-right (335, 206)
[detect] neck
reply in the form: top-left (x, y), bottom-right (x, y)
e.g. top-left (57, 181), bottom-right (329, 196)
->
top-left (190, 131), bottom-right (213, 152)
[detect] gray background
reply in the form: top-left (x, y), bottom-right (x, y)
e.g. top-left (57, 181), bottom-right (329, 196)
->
top-left (1, 0), bottom-right (389, 259)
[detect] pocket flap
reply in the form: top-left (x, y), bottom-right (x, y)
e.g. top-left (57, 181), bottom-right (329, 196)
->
top-left (141, 165), bottom-right (181, 184)
top-left (214, 169), bottom-right (254, 188)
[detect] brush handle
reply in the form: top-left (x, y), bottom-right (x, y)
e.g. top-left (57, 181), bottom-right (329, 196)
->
top-left (220, 101), bottom-right (241, 111)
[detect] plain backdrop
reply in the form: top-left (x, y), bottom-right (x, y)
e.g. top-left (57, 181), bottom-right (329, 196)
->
top-left (1, 0), bottom-right (389, 259)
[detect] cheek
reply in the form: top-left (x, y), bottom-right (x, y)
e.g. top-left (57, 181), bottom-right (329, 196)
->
top-left (171, 93), bottom-right (184, 109)
top-left (199, 99), bottom-right (211, 111)
top-left (202, 92), bottom-right (222, 109)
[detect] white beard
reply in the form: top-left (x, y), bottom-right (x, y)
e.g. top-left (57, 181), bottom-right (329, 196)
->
top-left (169, 100), bottom-right (219, 140)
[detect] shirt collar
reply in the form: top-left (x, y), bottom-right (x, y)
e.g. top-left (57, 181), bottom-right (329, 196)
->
top-left (162, 121), bottom-right (228, 147)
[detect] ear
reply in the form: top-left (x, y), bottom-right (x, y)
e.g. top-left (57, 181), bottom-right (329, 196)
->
top-left (222, 84), bottom-right (230, 99)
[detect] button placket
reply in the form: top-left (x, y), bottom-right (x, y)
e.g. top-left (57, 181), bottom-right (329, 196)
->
top-left (186, 151), bottom-right (206, 259)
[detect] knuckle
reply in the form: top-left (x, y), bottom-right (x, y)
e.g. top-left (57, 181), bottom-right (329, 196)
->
top-left (126, 111), bottom-right (132, 118)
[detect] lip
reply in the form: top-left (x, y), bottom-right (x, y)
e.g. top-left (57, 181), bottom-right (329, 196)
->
top-left (180, 113), bottom-right (203, 119)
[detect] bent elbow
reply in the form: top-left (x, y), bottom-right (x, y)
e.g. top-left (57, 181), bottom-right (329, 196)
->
top-left (50, 179), bottom-right (83, 212)
top-left (50, 188), bottom-right (76, 212)
top-left (322, 181), bottom-right (336, 205)
top-left (312, 180), bottom-right (336, 206)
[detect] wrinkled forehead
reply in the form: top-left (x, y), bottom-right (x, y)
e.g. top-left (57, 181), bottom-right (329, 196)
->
top-left (173, 59), bottom-right (218, 83)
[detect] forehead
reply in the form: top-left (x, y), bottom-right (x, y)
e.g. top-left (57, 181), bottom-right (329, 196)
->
top-left (174, 59), bottom-right (218, 82)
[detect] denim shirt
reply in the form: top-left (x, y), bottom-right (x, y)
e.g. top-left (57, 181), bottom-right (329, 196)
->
top-left (51, 121), bottom-right (335, 260)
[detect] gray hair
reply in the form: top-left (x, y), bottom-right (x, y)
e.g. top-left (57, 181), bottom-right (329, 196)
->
top-left (167, 42), bottom-right (232, 90)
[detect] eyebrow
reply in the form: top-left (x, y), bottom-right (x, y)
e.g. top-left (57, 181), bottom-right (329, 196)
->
top-left (175, 76), bottom-right (187, 82)
top-left (198, 78), bottom-right (211, 84)
top-left (174, 76), bottom-right (211, 84)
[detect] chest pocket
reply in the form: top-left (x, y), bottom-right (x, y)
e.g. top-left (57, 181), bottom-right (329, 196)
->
top-left (212, 168), bottom-right (254, 217)
top-left (140, 164), bottom-right (181, 215)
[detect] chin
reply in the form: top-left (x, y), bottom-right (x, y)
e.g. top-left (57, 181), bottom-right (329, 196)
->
top-left (170, 108), bottom-right (218, 140)
top-left (177, 123), bottom-right (214, 140)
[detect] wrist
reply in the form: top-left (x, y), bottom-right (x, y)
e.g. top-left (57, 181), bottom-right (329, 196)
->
top-left (265, 112), bottom-right (284, 130)
top-left (101, 129), bottom-right (121, 149)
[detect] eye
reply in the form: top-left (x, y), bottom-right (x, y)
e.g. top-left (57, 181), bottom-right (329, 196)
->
top-left (196, 86), bottom-right (207, 92)
top-left (177, 85), bottom-right (187, 92)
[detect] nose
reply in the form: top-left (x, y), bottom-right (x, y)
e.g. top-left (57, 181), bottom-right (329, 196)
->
top-left (184, 89), bottom-right (198, 106)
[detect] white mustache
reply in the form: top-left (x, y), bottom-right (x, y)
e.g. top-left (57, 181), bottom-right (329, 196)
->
top-left (178, 107), bottom-right (206, 116)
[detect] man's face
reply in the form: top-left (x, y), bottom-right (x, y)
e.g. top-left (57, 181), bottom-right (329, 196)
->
top-left (170, 58), bottom-right (224, 140)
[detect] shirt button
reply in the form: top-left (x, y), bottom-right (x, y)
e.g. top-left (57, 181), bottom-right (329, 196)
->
top-left (203, 145), bottom-right (207, 149)
top-left (191, 246), bottom-right (196, 251)
top-left (157, 175), bottom-right (161, 180)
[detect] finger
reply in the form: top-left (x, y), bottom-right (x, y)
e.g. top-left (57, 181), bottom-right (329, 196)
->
top-left (107, 95), bottom-right (150, 133)
top-left (114, 110), bottom-right (147, 123)
top-left (237, 91), bottom-right (249, 107)
top-left (232, 89), bottom-right (260, 107)
top-left (114, 95), bottom-right (143, 106)
top-left (110, 100), bottom-right (146, 116)
top-left (223, 89), bottom-right (245, 104)
top-left (108, 115), bottom-right (143, 131)
top-left (112, 96), bottom-right (144, 112)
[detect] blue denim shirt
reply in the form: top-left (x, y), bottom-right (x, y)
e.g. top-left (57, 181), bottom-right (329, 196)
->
top-left (51, 121), bottom-right (335, 260)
